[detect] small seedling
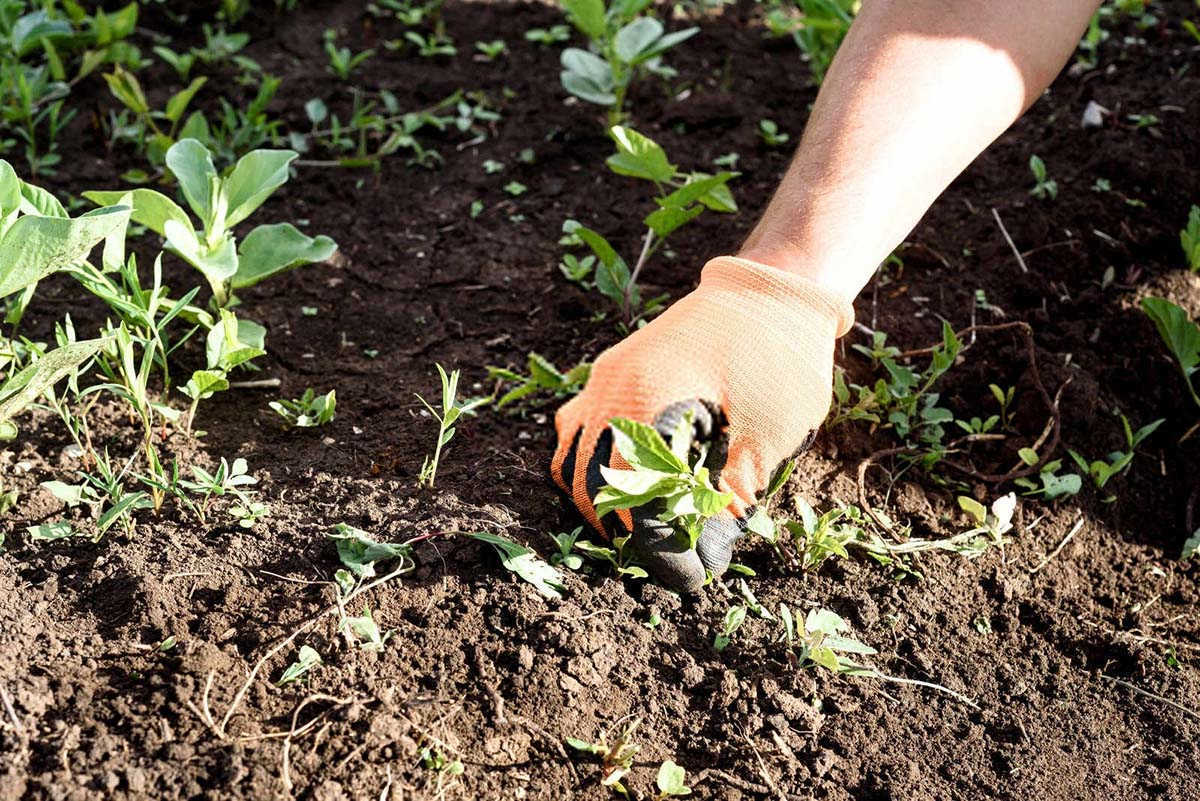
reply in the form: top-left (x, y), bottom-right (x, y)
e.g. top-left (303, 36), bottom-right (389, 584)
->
top-left (482, 159), bottom-right (505, 174)
top-left (525, 24), bottom-right (570, 45)
top-left (1181, 204), bottom-right (1200, 273)
top-left (270, 388), bottom-right (337, 428)
top-left (1013, 452), bottom-right (1082, 499)
top-left (549, 527), bottom-right (584, 569)
top-left (572, 534), bottom-right (649, 579)
top-left (1068, 414), bottom-right (1163, 499)
top-left (230, 499), bottom-right (269, 528)
top-left (1029, 154), bottom-right (1058, 200)
top-left (567, 716), bottom-right (642, 790)
top-left (404, 30), bottom-right (456, 57)
top-left (488, 352), bottom-right (590, 408)
top-left (503, 180), bottom-right (527, 196)
top-left (277, 645), bottom-right (321, 686)
top-left (324, 29), bottom-right (375, 79)
top-left (414, 364), bottom-right (489, 487)
top-left (475, 39), bottom-right (506, 60)
top-left (762, 0), bottom-right (855, 84)
top-left (713, 604), bottom-right (747, 651)
top-left (757, 118), bottom-right (789, 146)
top-left (342, 606), bottom-right (388, 650)
top-left (654, 760), bottom-right (691, 799)
top-left (560, 126), bottom-right (737, 326)
top-left (1182, 529), bottom-right (1200, 561)
top-left (469, 531), bottom-right (566, 600)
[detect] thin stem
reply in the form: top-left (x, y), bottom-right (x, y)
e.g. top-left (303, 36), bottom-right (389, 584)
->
top-left (623, 227), bottom-right (656, 322)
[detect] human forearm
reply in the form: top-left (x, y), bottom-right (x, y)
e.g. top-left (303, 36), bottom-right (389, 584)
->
top-left (739, 0), bottom-right (1102, 302)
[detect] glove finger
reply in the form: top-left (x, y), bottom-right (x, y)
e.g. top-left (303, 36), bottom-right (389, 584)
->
top-left (627, 511), bottom-right (708, 593)
top-left (695, 511), bottom-right (745, 578)
top-left (551, 423), bottom-right (581, 496)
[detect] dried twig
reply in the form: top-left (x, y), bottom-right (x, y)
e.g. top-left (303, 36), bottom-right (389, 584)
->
top-left (1100, 674), bottom-right (1200, 722)
top-left (0, 683), bottom-right (23, 734)
top-left (1030, 517), bottom-right (1084, 573)
top-left (992, 207), bottom-right (1029, 273)
top-left (280, 694), bottom-right (355, 792)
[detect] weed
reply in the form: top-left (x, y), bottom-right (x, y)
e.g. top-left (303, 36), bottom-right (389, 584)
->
top-left (277, 645), bottom-right (321, 686)
top-left (654, 760), bottom-right (691, 799)
top-left (560, 126), bottom-right (736, 326)
top-left (475, 39), bottom-right (507, 60)
top-left (103, 65), bottom-right (208, 168)
top-left (1013, 451), bottom-right (1082, 499)
top-left (323, 29), bottom-right (375, 79)
top-left (414, 364), bottom-right (489, 487)
top-left (1181, 204), bottom-right (1200, 272)
top-left (1141, 297), bottom-right (1200, 423)
top-left (270, 388), bottom-right (337, 428)
top-left (572, 533), bottom-right (650, 580)
top-left (567, 716), bottom-right (642, 791)
top-left (469, 531), bottom-right (566, 599)
top-left (594, 416), bottom-right (732, 550)
top-left (559, 0), bottom-right (698, 124)
top-left (403, 30), bottom-right (456, 57)
top-left (526, 24), bottom-right (571, 45)
top-left (488, 352), bottom-right (590, 408)
top-left (549, 526), bottom-right (585, 569)
top-left (713, 604), bottom-right (747, 651)
top-left (1068, 414), bottom-right (1163, 499)
top-left (1028, 154), bottom-right (1058, 200)
top-left (758, 118), bottom-right (789, 146)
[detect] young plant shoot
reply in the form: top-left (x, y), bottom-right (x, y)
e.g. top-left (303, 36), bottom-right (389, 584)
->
top-left (593, 416), bottom-right (731, 551)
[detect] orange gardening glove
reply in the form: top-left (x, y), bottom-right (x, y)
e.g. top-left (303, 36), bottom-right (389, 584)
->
top-left (551, 256), bottom-right (854, 591)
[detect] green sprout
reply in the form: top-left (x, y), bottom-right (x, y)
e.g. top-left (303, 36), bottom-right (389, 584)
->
top-left (270, 388), bottom-right (337, 428)
top-left (414, 364), bottom-right (489, 487)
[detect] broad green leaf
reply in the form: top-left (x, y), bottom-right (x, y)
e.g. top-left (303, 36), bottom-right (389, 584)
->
top-left (606, 126), bottom-right (675, 183)
top-left (224, 149), bottom-right (299, 228)
top-left (805, 607), bottom-right (845, 636)
top-left (656, 760), bottom-right (690, 796)
top-left (18, 180), bottom-right (67, 218)
top-left (329, 523), bottom-right (411, 578)
top-left (40, 480), bottom-right (87, 506)
top-left (182, 369), bottom-right (229, 400)
top-left (598, 464), bottom-right (677, 496)
top-left (575, 226), bottom-right (631, 304)
top-left (233, 223), bottom-right (336, 289)
top-left (656, 173), bottom-right (734, 210)
top-left (608, 417), bottom-right (688, 473)
top-left (614, 17), bottom-right (663, 63)
top-left (102, 64), bottom-right (148, 113)
top-left (27, 521), bottom-right (75, 541)
top-left (277, 645), bottom-right (321, 686)
top-left (638, 26), bottom-right (699, 62)
top-left (560, 47), bottom-right (613, 85)
top-left (0, 207), bottom-right (131, 298)
top-left (561, 0), bottom-right (606, 39)
top-left (0, 161), bottom-right (20, 217)
top-left (83, 188), bottom-right (194, 238)
top-left (12, 11), bottom-right (71, 56)
top-left (957, 495), bottom-right (987, 525)
top-left (644, 204), bottom-right (702, 238)
top-left (165, 138), bottom-right (217, 222)
top-left (469, 531), bottom-right (565, 600)
top-left (1182, 528), bottom-right (1200, 561)
top-left (204, 312), bottom-right (265, 371)
top-left (1141, 297), bottom-right (1200, 375)
top-left (165, 76), bottom-right (207, 124)
top-left (825, 634), bottom-right (878, 655)
top-left (527, 352), bottom-right (566, 387)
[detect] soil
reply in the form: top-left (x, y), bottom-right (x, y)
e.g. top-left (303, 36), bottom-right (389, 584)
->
top-left (3, 1), bottom-right (1200, 799)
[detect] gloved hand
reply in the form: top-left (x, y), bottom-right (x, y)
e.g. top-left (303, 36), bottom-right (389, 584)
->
top-left (551, 256), bottom-right (854, 592)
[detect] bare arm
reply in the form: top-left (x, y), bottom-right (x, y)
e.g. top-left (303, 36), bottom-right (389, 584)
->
top-left (739, 0), bottom-right (1103, 302)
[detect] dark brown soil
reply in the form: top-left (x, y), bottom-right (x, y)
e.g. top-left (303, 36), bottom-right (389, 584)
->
top-left (3, 1), bottom-right (1200, 799)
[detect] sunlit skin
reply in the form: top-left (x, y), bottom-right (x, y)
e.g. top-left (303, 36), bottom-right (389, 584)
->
top-left (739, 0), bottom-right (1104, 303)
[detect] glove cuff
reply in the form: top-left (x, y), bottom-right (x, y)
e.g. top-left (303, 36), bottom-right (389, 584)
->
top-left (700, 256), bottom-right (856, 337)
